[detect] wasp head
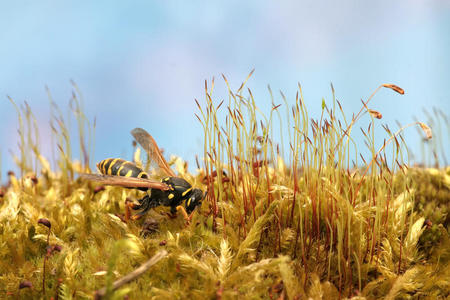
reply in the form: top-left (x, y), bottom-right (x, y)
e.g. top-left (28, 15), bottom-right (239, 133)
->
top-left (185, 188), bottom-right (205, 214)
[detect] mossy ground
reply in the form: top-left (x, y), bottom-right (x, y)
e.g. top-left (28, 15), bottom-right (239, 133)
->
top-left (0, 77), bottom-right (449, 299)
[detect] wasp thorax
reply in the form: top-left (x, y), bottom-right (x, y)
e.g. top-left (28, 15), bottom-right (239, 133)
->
top-left (185, 188), bottom-right (204, 214)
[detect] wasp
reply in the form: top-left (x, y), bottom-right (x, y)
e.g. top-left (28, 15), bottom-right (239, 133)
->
top-left (81, 128), bottom-right (205, 221)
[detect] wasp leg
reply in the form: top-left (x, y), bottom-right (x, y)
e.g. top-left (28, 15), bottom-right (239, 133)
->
top-left (165, 206), bottom-right (191, 223)
top-left (131, 193), bottom-right (152, 210)
top-left (125, 199), bottom-right (132, 222)
top-left (170, 206), bottom-right (177, 215)
top-left (124, 198), bottom-right (142, 222)
top-left (131, 195), bottom-right (160, 220)
top-left (176, 206), bottom-right (193, 224)
top-left (164, 206), bottom-right (178, 219)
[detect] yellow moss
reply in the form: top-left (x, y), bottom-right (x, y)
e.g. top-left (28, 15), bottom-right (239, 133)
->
top-left (1, 79), bottom-right (448, 299)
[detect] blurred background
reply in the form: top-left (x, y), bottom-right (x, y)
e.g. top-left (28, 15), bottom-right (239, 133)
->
top-left (1, 1), bottom-right (449, 176)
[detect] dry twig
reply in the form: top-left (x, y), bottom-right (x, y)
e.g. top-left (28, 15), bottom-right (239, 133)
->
top-left (94, 250), bottom-right (168, 299)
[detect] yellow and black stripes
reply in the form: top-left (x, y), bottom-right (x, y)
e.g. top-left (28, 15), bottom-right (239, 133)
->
top-left (97, 158), bottom-right (149, 179)
top-left (93, 160), bottom-right (204, 216)
top-left (182, 187), bottom-right (192, 197)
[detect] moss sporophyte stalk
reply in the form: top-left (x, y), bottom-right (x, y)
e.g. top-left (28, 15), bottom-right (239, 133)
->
top-left (1, 76), bottom-right (449, 299)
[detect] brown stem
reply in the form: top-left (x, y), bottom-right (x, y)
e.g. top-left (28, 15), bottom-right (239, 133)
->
top-left (42, 228), bottom-right (50, 297)
top-left (94, 250), bottom-right (168, 299)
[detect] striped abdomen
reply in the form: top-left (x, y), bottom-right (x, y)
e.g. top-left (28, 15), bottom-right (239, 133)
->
top-left (97, 158), bottom-right (149, 179)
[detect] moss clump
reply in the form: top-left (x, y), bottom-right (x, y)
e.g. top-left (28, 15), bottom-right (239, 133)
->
top-left (0, 77), bottom-right (448, 299)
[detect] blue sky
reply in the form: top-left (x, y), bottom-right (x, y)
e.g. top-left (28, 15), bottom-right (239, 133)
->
top-left (1, 1), bottom-right (449, 175)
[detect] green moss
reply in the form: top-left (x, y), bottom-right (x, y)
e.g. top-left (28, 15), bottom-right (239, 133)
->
top-left (1, 79), bottom-right (449, 299)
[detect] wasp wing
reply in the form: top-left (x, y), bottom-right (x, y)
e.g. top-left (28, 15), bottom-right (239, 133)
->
top-left (131, 128), bottom-right (176, 177)
top-left (80, 174), bottom-right (170, 190)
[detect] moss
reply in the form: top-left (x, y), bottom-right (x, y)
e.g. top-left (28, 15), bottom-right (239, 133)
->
top-left (1, 78), bottom-right (449, 299)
